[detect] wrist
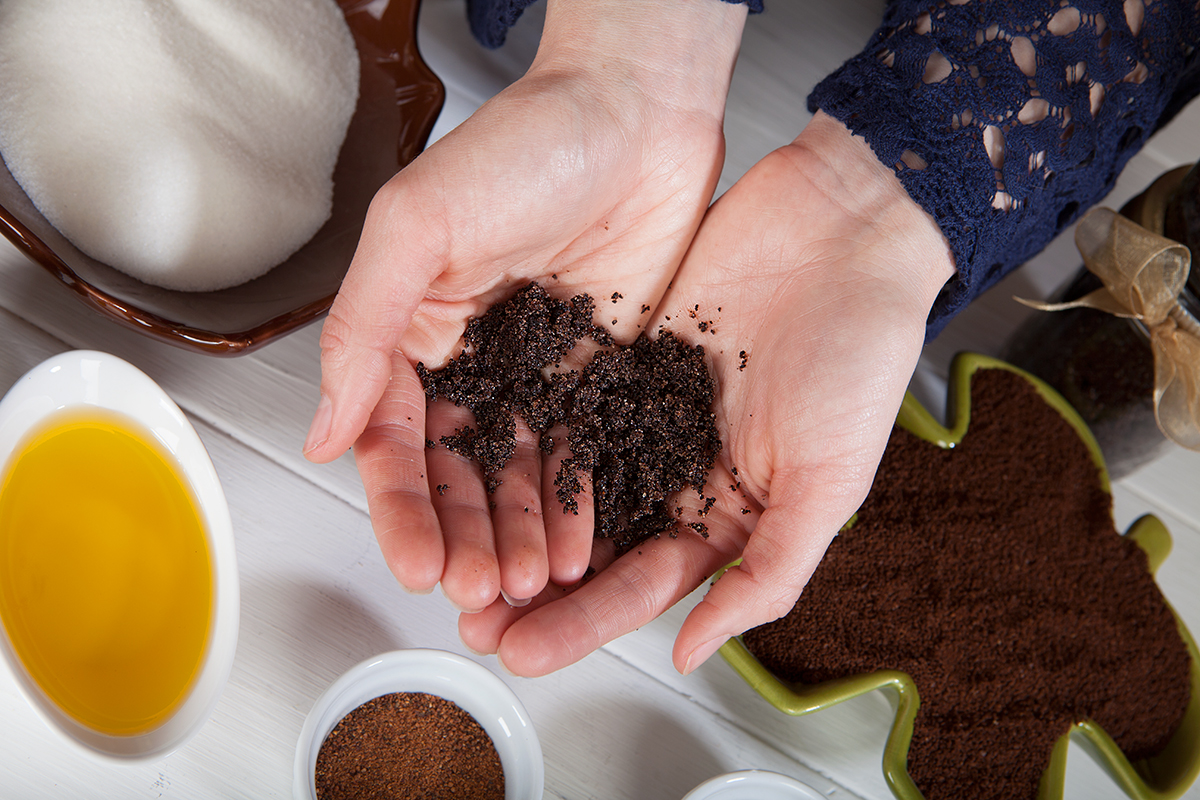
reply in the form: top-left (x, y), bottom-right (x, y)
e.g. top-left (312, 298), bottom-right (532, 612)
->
top-left (784, 112), bottom-right (956, 314)
top-left (531, 0), bottom-right (746, 122)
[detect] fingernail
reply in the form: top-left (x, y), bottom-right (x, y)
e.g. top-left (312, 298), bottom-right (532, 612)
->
top-left (303, 394), bottom-right (332, 455)
top-left (445, 598), bottom-right (486, 614)
top-left (458, 635), bottom-right (491, 656)
top-left (495, 651), bottom-right (518, 677)
top-left (500, 589), bottom-right (531, 608)
top-left (440, 586), bottom-right (488, 614)
top-left (683, 636), bottom-right (729, 675)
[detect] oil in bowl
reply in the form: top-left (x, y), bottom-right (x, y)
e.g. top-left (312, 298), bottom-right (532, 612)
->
top-left (0, 408), bottom-right (212, 734)
top-left (0, 350), bottom-right (238, 760)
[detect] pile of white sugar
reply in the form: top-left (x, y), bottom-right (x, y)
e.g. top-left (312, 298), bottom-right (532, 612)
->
top-left (0, 0), bottom-right (359, 291)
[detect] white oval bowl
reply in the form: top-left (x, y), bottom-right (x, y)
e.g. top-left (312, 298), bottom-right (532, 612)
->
top-left (295, 649), bottom-right (543, 800)
top-left (682, 770), bottom-right (828, 800)
top-left (0, 349), bottom-right (238, 760)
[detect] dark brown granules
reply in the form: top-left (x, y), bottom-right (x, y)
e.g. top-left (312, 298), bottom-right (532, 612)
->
top-left (418, 282), bottom-right (722, 553)
top-left (418, 282), bottom-right (606, 477)
top-left (742, 368), bottom-right (1191, 800)
top-left (314, 691), bottom-right (504, 800)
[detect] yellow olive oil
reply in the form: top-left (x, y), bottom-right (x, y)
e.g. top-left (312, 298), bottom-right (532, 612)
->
top-left (0, 409), bottom-right (212, 735)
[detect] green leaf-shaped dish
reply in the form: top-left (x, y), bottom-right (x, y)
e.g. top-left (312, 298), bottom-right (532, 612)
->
top-left (717, 352), bottom-right (1200, 800)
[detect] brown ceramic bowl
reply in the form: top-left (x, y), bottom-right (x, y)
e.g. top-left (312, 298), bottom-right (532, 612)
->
top-left (0, 0), bottom-right (444, 356)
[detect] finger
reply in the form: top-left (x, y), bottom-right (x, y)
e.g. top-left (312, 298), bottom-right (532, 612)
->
top-left (426, 398), bottom-right (501, 612)
top-left (352, 355), bottom-right (444, 593)
top-left (673, 496), bottom-right (848, 675)
top-left (491, 528), bottom-right (727, 677)
top-left (458, 535), bottom-right (618, 656)
top-left (304, 177), bottom-right (445, 463)
top-left (459, 582), bottom-right (569, 656)
top-left (541, 426), bottom-right (595, 586)
top-left (490, 417), bottom-right (550, 604)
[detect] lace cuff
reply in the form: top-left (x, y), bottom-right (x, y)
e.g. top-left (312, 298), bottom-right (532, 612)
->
top-left (809, 0), bottom-right (1200, 340)
top-left (467, 0), bottom-right (764, 49)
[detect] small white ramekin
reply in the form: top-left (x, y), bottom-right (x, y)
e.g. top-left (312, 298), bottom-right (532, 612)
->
top-left (294, 649), bottom-right (543, 800)
top-left (682, 769), bottom-right (828, 800)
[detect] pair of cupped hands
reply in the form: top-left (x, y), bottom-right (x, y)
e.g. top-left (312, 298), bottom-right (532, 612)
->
top-left (304, 0), bottom-right (955, 677)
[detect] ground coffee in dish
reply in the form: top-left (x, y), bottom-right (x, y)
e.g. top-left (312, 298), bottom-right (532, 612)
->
top-left (418, 282), bottom-right (722, 553)
top-left (742, 368), bottom-right (1191, 800)
top-left (0, 0), bottom-right (358, 291)
top-left (314, 691), bottom-right (504, 800)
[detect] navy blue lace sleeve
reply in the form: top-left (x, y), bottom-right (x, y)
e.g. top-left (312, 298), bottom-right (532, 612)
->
top-left (808, 0), bottom-right (1200, 341)
top-left (466, 0), bottom-right (763, 49)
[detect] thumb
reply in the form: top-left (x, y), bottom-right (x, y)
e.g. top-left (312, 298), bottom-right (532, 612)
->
top-left (303, 183), bottom-right (443, 463)
top-left (672, 496), bottom-right (849, 675)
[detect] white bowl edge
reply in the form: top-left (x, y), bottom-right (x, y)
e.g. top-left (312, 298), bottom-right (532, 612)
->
top-left (0, 349), bottom-right (239, 761)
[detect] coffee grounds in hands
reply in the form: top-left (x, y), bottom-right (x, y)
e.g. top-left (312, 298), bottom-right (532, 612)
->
top-left (314, 691), bottom-right (504, 800)
top-left (741, 367), bottom-right (1191, 800)
top-left (418, 282), bottom-right (721, 553)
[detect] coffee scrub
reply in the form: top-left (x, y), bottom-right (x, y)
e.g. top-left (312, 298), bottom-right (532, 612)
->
top-left (418, 281), bottom-right (722, 553)
top-left (314, 691), bottom-right (504, 800)
top-left (743, 366), bottom-right (1192, 800)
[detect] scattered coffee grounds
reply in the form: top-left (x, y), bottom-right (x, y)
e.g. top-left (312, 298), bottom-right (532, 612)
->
top-left (742, 368), bottom-right (1192, 800)
top-left (314, 691), bottom-right (503, 800)
top-left (418, 282), bottom-right (605, 478)
top-left (419, 282), bottom-right (721, 553)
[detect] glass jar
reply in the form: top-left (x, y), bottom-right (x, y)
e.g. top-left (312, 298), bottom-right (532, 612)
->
top-left (1002, 162), bottom-right (1200, 480)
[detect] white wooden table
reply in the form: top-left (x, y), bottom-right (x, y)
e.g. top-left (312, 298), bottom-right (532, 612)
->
top-left (1, 1), bottom-right (1198, 798)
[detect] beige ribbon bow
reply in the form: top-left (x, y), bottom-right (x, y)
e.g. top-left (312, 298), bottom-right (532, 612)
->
top-left (1016, 206), bottom-right (1200, 450)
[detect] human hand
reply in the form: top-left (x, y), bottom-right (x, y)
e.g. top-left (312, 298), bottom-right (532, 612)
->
top-left (303, 0), bottom-right (746, 612)
top-left (457, 112), bottom-right (957, 676)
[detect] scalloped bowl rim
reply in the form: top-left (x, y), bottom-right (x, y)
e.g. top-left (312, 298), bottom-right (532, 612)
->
top-left (716, 352), bottom-right (1200, 800)
top-left (0, 0), bottom-right (445, 356)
